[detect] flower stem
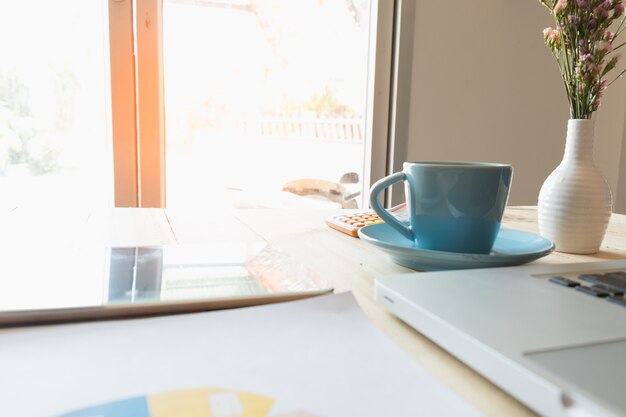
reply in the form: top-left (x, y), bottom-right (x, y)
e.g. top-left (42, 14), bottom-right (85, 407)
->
top-left (608, 67), bottom-right (626, 87)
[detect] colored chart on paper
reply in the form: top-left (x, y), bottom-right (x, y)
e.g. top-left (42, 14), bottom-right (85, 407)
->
top-left (56, 388), bottom-right (274, 417)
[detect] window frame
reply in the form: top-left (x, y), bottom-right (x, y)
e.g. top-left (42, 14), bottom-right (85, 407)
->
top-left (110, 0), bottom-right (404, 209)
top-left (109, 0), bottom-right (139, 207)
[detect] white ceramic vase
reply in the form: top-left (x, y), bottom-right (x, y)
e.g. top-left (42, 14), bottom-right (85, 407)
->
top-left (538, 119), bottom-right (612, 254)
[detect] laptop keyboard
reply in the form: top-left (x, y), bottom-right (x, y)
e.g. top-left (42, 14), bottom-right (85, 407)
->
top-left (549, 271), bottom-right (626, 307)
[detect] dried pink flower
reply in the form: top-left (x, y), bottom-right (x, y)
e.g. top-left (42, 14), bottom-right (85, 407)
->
top-left (539, 0), bottom-right (626, 118)
top-left (543, 27), bottom-right (562, 49)
top-left (554, 0), bottom-right (568, 14)
top-left (596, 40), bottom-right (613, 52)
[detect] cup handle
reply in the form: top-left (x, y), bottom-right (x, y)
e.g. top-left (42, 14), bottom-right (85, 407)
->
top-left (369, 172), bottom-right (413, 241)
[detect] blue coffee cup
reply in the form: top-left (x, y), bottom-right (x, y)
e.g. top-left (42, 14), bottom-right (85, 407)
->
top-left (370, 162), bottom-right (513, 254)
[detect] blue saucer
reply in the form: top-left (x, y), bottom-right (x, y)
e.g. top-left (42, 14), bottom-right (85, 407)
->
top-left (358, 223), bottom-right (554, 271)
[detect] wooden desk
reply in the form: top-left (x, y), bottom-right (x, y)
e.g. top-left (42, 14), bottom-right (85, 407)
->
top-left (231, 206), bottom-right (626, 417)
top-left (5, 206), bottom-right (626, 417)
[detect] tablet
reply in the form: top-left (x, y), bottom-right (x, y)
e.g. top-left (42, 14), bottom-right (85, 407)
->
top-left (0, 242), bottom-right (332, 326)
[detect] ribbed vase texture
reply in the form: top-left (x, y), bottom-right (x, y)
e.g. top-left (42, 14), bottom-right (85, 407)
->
top-left (538, 119), bottom-right (612, 254)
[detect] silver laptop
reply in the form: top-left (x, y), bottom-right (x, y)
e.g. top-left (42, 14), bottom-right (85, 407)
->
top-left (375, 259), bottom-right (626, 417)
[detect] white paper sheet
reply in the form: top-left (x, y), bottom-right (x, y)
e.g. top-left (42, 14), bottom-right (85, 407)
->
top-left (0, 293), bottom-right (484, 417)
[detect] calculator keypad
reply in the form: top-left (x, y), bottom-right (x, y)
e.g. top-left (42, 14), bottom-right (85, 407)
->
top-left (325, 211), bottom-right (384, 237)
top-left (340, 213), bottom-right (384, 228)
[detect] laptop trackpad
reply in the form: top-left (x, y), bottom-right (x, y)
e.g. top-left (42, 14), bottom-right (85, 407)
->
top-left (525, 339), bottom-right (626, 411)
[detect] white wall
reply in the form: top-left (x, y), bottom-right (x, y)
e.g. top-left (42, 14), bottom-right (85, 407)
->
top-left (403, 0), bottom-right (626, 212)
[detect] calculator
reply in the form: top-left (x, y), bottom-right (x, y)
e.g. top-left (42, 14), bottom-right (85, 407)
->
top-left (325, 204), bottom-right (407, 237)
top-left (325, 211), bottom-right (384, 237)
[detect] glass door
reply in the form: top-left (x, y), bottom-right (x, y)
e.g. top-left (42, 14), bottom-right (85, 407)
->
top-left (163, 0), bottom-right (372, 209)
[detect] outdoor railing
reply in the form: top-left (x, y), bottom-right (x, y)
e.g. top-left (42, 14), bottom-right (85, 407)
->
top-left (259, 114), bottom-right (364, 142)
top-left (170, 112), bottom-right (366, 145)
